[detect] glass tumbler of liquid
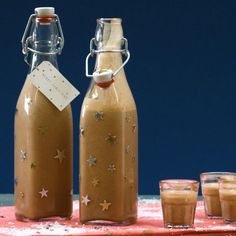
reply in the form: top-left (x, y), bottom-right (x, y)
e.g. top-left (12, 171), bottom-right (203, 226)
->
top-left (160, 179), bottom-right (199, 229)
top-left (201, 172), bottom-right (236, 218)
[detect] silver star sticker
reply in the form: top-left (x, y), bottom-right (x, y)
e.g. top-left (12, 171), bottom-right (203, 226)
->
top-left (39, 188), bottom-right (48, 198)
top-left (53, 149), bottom-right (66, 164)
top-left (108, 164), bottom-right (116, 172)
top-left (95, 111), bottom-right (104, 121)
top-left (105, 133), bottom-right (117, 144)
top-left (81, 195), bottom-right (91, 206)
top-left (20, 150), bottom-right (27, 160)
top-left (87, 156), bottom-right (97, 167)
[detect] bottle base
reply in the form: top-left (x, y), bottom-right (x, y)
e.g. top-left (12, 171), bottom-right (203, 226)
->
top-left (15, 212), bottom-right (72, 222)
top-left (80, 217), bottom-right (136, 226)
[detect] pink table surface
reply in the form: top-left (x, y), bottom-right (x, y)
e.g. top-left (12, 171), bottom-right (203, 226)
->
top-left (0, 200), bottom-right (236, 235)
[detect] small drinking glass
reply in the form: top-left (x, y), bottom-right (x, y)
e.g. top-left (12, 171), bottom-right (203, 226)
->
top-left (219, 176), bottom-right (236, 223)
top-left (200, 172), bottom-right (236, 218)
top-left (159, 179), bottom-right (199, 229)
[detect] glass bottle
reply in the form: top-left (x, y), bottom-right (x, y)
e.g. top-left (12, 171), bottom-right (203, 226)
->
top-left (80, 18), bottom-right (138, 225)
top-left (14, 7), bottom-right (73, 221)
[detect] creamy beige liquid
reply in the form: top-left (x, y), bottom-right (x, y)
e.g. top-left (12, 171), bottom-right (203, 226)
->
top-left (202, 183), bottom-right (221, 216)
top-left (15, 78), bottom-right (73, 220)
top-left (161, 190), bottom-right (198, 226)
top-left (220, 189), bottom-right (236, 222)
top-left (80, 95), bottom-right (138, 224)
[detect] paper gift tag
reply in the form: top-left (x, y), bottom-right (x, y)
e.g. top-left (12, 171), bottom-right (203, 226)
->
top-left (28, 61), bottom-right (80, 111)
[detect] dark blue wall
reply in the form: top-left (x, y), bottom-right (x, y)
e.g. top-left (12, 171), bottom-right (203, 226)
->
top-left (1, 0), bottom-right (236, 194)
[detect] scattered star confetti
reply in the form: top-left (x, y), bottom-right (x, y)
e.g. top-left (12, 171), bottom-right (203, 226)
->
top-left (38, 188), bottom-right (48, 198)
top-left (38, 126), bottom-right (47, 135)
top-left (53, 149), bottom-right (66, 164)
top-left (95, 111), bottom-right (104, 121)
top-left (19, 192), bottom-right (24, 199)
top-left (108, 164), bottom-right (116, 172)
top-left (87, 156), bottom-right (97, 167)
top-left (91, 178), bottom-right (99, 187)
top-left (105, 133), bottom-right (117, 144)
top-left (31, 162), bottom-right (36, 169)
top-left (20, 150), bottom-right (27, 160)
top-left (80, 128), bottom-right (85, 137)
top-left (99, 200), bottom-right (111, 211)
top-left (132, 124), bottom-right (136, 133)
top-left (81, 195), bottom-right (91, 206)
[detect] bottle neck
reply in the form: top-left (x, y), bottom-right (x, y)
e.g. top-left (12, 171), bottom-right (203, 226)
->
top-left (29, 16), bottom-right (59, 72)
top-left (94, 18), bottom-right (123, 73)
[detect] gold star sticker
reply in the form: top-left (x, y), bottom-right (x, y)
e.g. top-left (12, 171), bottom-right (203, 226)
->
top-left (95, 111), bottom-right (104, 121)
top-left (125, 115), bottom-right (131, 123)
top-left (91, 178), bottom-right (100, 187)
top-left (38, 126), bottom-right (47, 135)
top-left (99, 200), bottom-right (111, 211)
top-left (31, 162), bottom-right (36, 169)
top-left (19, 192), bottom-right (24, 199)
top-left (105, 133), bottom-right (117, 144)
top-left (132, 124), bottom-right (136, 133)
top-left (108, 164), bottom-right (116, 172)
top-left (125, 145), bottom-right (130, 154)
top-left (53, 149), bottom-right (66, 164)
top-left (38, 188), bottom-right (48, 198)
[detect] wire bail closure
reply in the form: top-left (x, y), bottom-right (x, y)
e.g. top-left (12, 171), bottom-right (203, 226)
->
top-left (85, 37), bottom-right (130, 79)
top-left (21, 13), bottom-right (64, 67)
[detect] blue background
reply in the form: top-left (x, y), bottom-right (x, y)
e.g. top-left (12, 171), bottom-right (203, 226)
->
top-left (1, 0), bottom-right (236, 194)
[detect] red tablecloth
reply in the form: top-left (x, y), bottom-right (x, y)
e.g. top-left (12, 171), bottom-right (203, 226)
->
top-left (0, 200), bottom-right (236, 235)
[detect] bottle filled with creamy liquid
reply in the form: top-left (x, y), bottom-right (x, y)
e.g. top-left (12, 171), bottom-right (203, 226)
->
top-left (79, 18), bottom-right (138, 225)
top-left (14, 7), bottom-right (73, 221)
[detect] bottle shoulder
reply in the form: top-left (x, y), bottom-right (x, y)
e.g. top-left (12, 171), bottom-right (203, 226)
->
top-left (16, 77), bottom-right (72, 117)
top-left (82, 77), bottom-right (137, 112)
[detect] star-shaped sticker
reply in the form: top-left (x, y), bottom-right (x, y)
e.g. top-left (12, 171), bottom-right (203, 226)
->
top-left (105, 133), bottom-right (117, 144)
top-left (91, 178), bottom-right (100, 187)
top-left (99, 200), bottom-right (111, 211)
top-left (95, 111), bottom-right (104, 121)
top-left (39, 188), bottom-right (48, 198)
top-left (108, 164), bottom-right (116, 172)
top-left (25, 96), bottom-right (32, 105)
top-left (125, 145), bottom-right (130, 154)
top-left (80, 128), bottom-right (85, 137)
top-left (14, 177), bottom-right (18, 186)
top-left (19, 192), bottom-right (24, 199)
top-left (31, 162), bottom-right (36, 169)
top-left (132, 124), bottom-right (136, 133)
top-left (87, 156), bottom-right (97, 167)
top-left (38, 126), bottom-right (47, 135)
top-left (81, 195), bottom-right (91, 206)
top-left (53, 149), bottom-right (66, 164)
top-left (20, 150), bottom-right (27, 160)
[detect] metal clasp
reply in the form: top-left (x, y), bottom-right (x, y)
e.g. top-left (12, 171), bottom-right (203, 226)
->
top-left (85, 37), bottom-right (130, 78)
top-left (21, 14), bottom-right (64, 67)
